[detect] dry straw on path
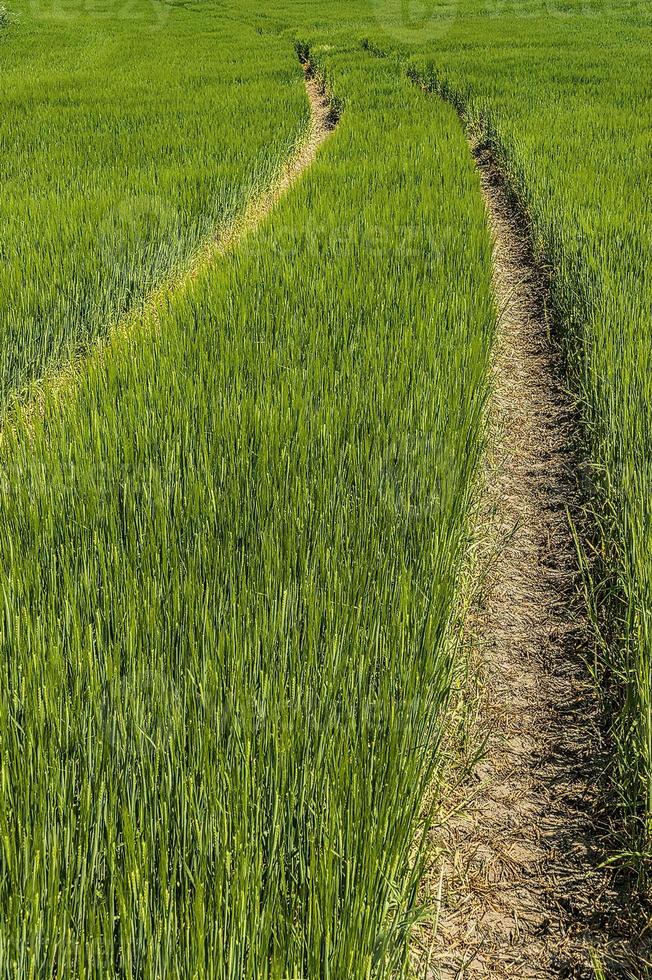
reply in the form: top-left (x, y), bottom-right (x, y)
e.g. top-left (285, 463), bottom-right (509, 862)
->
top-left (420, 136), bottom-right (648, 977)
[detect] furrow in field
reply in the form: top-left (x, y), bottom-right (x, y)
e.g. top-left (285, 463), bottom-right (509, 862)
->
top-left (430, 137), bottom-right (642, 975)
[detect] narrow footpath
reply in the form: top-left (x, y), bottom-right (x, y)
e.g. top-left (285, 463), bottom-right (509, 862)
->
top-left (426, 135), bottom-right (645, 978)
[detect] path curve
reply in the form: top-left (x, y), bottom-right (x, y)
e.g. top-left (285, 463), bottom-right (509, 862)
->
top-left (184, 58), bottom-right (335, 281)
top-left (3, 58), bottom-right (336, 432)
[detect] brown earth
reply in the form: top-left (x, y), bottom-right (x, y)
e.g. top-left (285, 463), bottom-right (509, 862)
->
top-left (415, 135), bottom-right (650, 978)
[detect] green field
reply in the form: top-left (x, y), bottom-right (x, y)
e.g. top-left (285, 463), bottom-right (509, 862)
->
top-left (0, 0), bottom-right (651, 973)
top-left (0, 0), bottom-right (306, 403)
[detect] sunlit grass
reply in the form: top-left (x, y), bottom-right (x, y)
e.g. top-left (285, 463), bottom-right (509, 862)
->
top-left (0, 21), bottom-right (495, 976)
top-left (2, 0), bottom-right (648, 969)
top-left (0, 0), bottom-right (306, 407)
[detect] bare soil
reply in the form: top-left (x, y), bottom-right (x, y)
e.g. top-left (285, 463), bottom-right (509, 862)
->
top-left (418, 138), bottom-right (650, 978)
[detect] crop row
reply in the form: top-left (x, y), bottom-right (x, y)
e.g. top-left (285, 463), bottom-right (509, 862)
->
top-left (0, 24), bottom-right (496, 976)
top-left (0, 0), bottom-right (305, 408)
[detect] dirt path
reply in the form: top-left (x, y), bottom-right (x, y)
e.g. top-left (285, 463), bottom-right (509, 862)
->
top-left (419, 138), bottom-right (646, 977)
top-left (182, 59), bottom-right (335, 282)
top-left (106, 58), bottom-right (336, 332)
top-left (3, 59), bottom-right (335, 430)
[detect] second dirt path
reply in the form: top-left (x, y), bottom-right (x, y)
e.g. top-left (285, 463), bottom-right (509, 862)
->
top-left (428, 138), bottom-right (642, 978)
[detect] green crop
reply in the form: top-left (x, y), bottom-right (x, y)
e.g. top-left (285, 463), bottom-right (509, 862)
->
top-left (0, 0), bottom-right (306, 407)
top-left (287, 0), bottom-right (652, 882)
top-left (398, 0), bottom-right (652, 868)
top-left (0, 6), bottom-right (496, 975)
top-left (279, 0), bottom-right (652, 880)
top-left (1, 0), bottom-right (650, 972)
